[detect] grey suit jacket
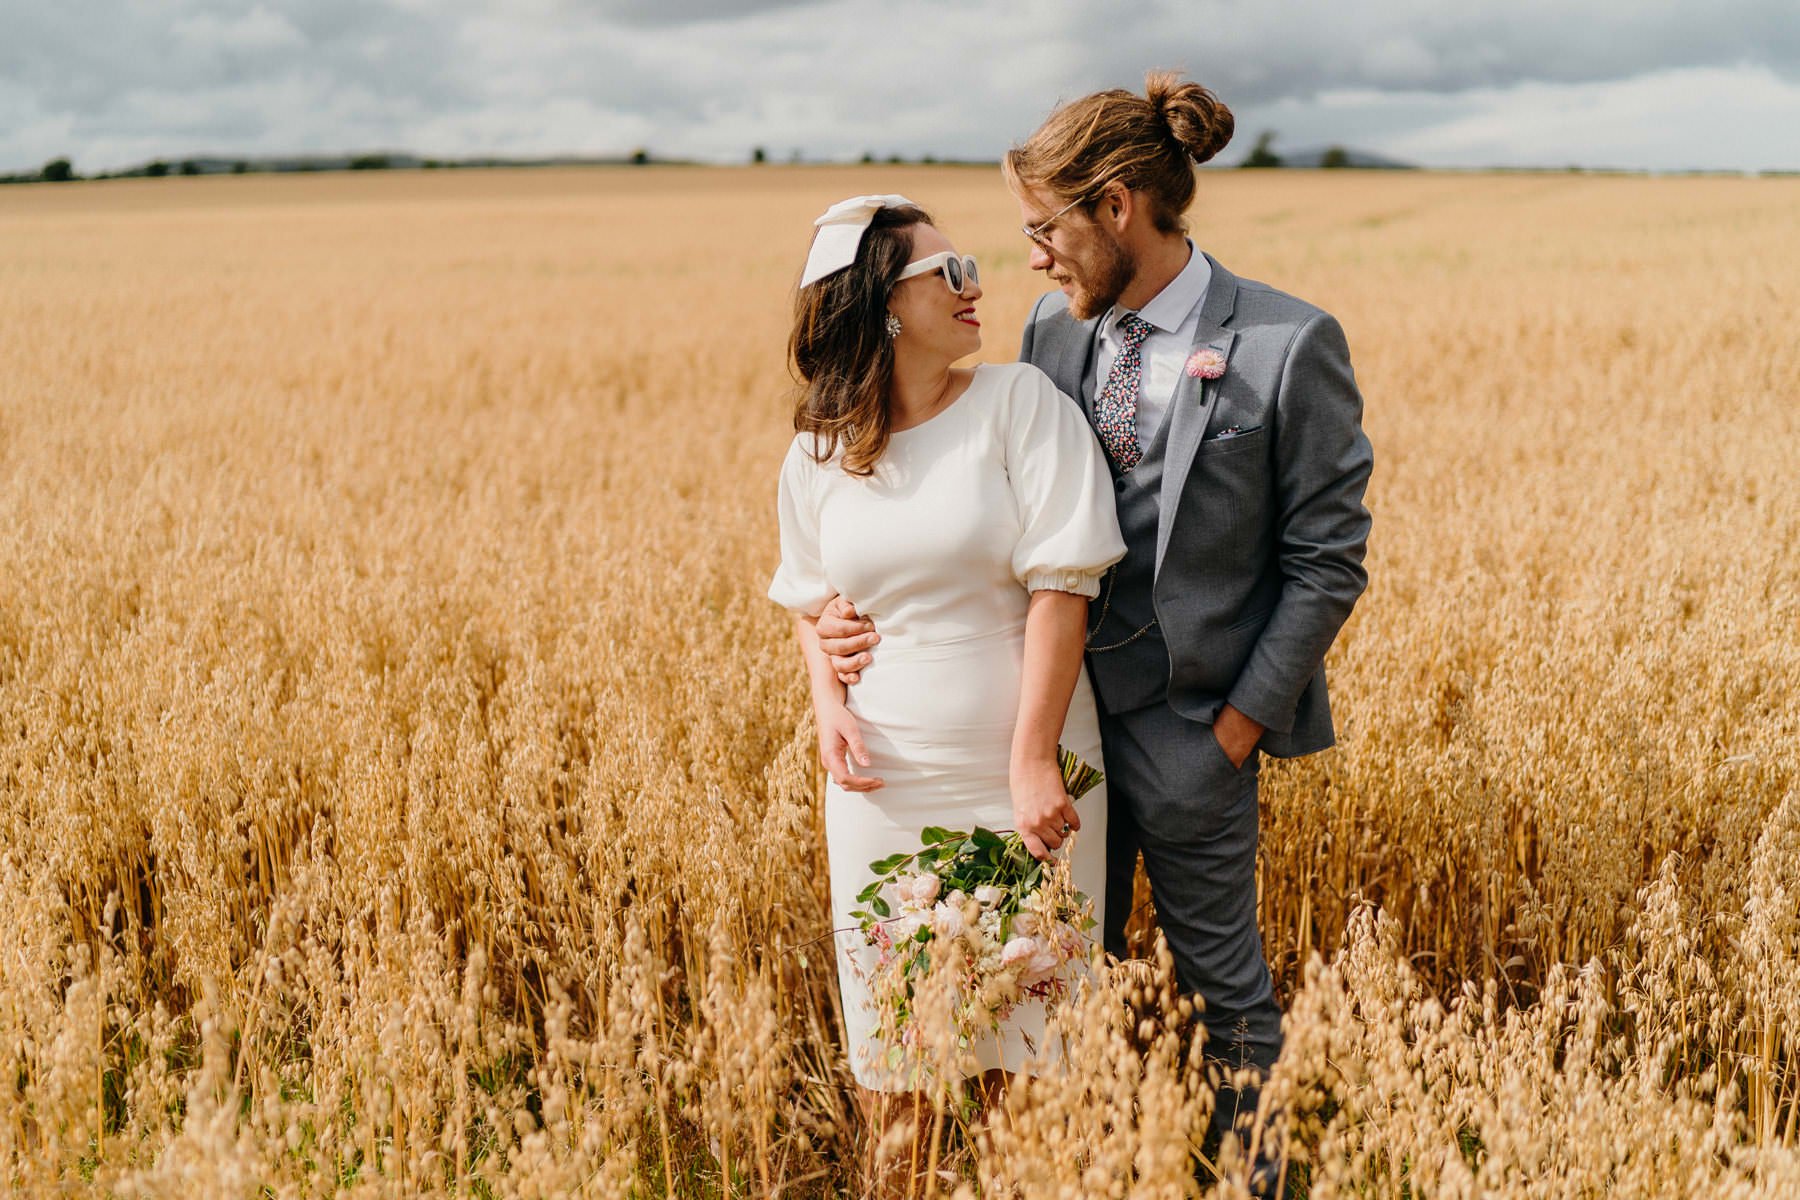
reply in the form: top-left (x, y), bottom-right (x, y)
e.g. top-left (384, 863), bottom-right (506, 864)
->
top-left (1019, 254), bottom-right (1373, 758)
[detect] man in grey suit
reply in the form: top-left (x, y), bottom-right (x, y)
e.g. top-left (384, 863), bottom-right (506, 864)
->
top-left (818, 73), bottom-right (1372, 1179)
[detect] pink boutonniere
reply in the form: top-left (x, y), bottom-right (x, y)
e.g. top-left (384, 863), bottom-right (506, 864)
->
top-left (1185, 348), bottom-right (1227, 380)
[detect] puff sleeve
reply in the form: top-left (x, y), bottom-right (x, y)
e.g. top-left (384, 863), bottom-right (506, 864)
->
top-left (768, 437), bottom-right (834, 617)
top-left (1002, 366), bottom-right (1126, 598)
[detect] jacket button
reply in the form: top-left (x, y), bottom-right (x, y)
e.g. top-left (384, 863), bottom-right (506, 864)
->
top-left (1115, 477), bottom-right (1127, 492)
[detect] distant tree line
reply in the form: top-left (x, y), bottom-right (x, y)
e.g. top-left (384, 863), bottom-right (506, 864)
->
top-left (0, 157), bottom-right (80, 184)
top-left (1240, 132), bottom-right (1409, 170)
top-left (742, 135), bottom-right (1369, 170)
top-left (0, 155), bottom-right (250, 183)
top-left (0, 149), bottom-right (701, 185)
top-left (36, 141), bottom-right (1771, 182)
top-left (750, 146), bottom-right (990, 167)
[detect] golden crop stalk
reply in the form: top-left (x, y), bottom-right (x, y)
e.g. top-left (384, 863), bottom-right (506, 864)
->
top-left (0, 165), bottom-right (1794, 1197)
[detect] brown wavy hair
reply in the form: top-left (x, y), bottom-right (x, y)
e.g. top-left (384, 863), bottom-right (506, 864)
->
top-left (1003, 71), bottom-right (1234, 235)
top-left (788, 204), bottom-right (931, 477)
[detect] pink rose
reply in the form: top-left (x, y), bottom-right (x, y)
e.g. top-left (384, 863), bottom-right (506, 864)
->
top-left (1185, 348), bottom-right (1227, 380)
top-left (1000, 936), bottom-right (1058, 986)
top-left (1000, 936), bottom-right (1039, 970)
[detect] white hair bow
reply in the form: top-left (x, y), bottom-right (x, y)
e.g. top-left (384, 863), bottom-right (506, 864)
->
top-left (799, 193), bottom-right (918, 288)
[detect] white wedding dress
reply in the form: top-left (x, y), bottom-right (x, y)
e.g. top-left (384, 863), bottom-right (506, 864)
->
top-left (769, 362), bottom-right (1126, 1090)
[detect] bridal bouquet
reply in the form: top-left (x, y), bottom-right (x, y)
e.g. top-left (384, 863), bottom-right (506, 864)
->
top-left (849, 748), bottom-right (1103, 1064)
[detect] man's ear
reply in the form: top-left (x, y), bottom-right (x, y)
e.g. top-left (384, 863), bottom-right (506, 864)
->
top-left (1101, 182), bottom-right (1133, 233)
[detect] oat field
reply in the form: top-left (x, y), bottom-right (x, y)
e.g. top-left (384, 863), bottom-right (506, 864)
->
top-left (1, 165), bottom-right (1796, 1197)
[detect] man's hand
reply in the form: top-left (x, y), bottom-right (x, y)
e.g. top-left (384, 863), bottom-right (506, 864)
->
top-left (1011, 758), bottom-right (1080, 861)
top-left (1212, 703), bottom-right (1265, 770)
top-left (816, 594), bottom-right (879, 684)
top-left (817, 702), bottom-right (883, 792)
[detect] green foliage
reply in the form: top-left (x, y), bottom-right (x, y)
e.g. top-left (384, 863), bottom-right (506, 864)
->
top-left (1322, 146), bottom-right (1351, 169)
top-left (1244, 131), bottom-right (1283, 168)
top-left (41, 157), bottom-right (75, 183)
top-left (1058, 745), bottom-right (1103, 801)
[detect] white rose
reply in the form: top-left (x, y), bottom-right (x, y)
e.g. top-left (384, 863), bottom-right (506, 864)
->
top-left (900, 873), bottom-right (941, 907)
top-left (931, 901), bottom-right (965, 938)
top-left (888, 912), bottom-right (926, 943)
top-left (973, 885), bottom-right (1006, 908)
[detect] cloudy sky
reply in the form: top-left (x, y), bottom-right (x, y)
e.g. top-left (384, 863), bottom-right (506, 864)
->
top-left (3, 0), bottom-right (1796, 174)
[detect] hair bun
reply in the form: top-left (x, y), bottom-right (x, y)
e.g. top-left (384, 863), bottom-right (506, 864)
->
top-left (1145, 70), bottom-right (1234, 165)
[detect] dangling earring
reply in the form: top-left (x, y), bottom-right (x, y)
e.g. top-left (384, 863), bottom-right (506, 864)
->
top-left (885, 313), bottom-right (903, 339)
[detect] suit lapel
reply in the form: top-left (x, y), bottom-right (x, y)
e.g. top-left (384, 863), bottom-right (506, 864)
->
top-left (1052, 311), bottom-right (1102, 417)
top-left (1155, 255), bottom-right (1240, 576)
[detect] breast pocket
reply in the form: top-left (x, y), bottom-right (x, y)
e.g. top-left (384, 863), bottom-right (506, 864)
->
top-left (1192, 426), bottom-right (1270, 548)
top-left (1198, 425), bottom-right (1267, 457)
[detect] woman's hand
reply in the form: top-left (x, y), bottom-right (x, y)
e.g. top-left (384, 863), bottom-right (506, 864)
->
top-left (1011, 757), bottom-right (1079, 861)
top-left (817, 701), bottom-right (883, 792)
top-left (816, 594), bottom-right (879, 684)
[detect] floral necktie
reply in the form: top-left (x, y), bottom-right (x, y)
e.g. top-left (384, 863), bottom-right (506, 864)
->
top-left (1095, 313), bottom-right (1152, 472)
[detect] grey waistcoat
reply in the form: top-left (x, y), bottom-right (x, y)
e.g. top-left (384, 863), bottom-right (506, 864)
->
top-left (1085, 407), bottom-right (1173, 715)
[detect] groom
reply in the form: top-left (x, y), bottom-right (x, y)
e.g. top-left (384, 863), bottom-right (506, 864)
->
top-left (819, 74), bottom-right (1372, 1168)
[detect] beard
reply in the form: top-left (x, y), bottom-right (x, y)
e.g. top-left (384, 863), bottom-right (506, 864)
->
top-left (1064, 232), bottom-right (1135, 321)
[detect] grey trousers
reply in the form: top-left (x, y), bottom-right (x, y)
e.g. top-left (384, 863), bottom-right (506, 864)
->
top-left (1099, 698), bottom-right (1284, 1144)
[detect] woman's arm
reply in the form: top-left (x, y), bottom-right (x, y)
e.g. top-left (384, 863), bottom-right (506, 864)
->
top-left (1010, 589), bottom-right (1088, 859)
top-left (794, 615), bottom-right (883, 792)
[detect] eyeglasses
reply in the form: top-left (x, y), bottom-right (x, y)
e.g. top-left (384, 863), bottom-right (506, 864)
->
top-left (896, 251), bottom-right (980, 295)
top-left (1021, 195), bottom-right (1086, 248)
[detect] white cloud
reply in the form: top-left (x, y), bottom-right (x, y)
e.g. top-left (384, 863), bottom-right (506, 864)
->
top-left (1375, 65), bottom-right (1800, 171)
top-left (171, 5), bottom-right (306, 54)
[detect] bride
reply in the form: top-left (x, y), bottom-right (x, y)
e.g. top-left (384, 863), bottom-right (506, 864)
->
top-left (768, 195), bottom-right (1124, 1154)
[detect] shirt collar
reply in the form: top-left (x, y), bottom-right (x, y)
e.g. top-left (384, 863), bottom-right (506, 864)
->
top-left (1101, 240), bottom-right (1211, 339)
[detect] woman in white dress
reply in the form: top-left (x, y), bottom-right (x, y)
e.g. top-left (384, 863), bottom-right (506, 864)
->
top-left (768, 196), bottom-right (1125, 1124)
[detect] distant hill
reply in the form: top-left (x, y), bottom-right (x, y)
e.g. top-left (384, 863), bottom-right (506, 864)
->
top-left (1273, 147), bottom-right (1417, 169)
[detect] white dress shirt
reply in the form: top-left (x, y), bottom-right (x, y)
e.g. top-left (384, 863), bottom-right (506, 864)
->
top-left (1091, 241), bottom-right (1212, 445)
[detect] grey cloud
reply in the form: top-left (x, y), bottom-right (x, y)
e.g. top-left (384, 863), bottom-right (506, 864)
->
top-left (581, 0), bottom-right (825, 26)
top-left (1067, 0), bottom-right (1800, 107)
top-left (0, 0), bottom-right (478, 129)
top-left (2, 0), bottom-right (1796, 173)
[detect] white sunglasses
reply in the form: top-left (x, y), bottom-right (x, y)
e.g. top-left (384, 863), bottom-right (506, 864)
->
top-left (896, 251), bottom-right (979, 295)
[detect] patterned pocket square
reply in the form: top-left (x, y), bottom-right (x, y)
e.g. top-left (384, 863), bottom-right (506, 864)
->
top-left (1206, 423), bottom-right (1264, 442)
